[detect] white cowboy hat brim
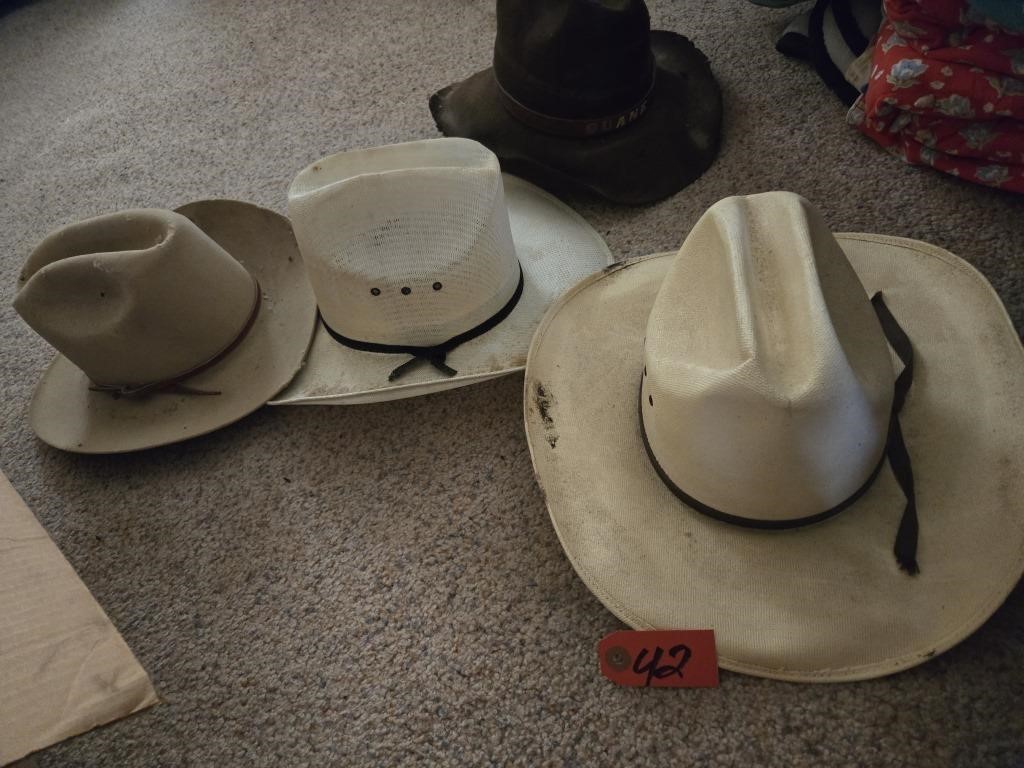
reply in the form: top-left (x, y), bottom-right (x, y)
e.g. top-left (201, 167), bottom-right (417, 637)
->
top-left (524, 235), bottom-right (1024, 682)
top-left (269, 174), bottom-right (612, 406)
top-left (29, 200), bottom-right (317, 454)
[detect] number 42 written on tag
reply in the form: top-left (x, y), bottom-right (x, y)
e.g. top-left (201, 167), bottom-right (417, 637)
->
top-left (598, 629), bottom-right (719, 688)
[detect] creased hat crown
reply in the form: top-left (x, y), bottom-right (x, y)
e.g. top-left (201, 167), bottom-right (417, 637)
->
top-left (640, 192), bottom-right (895, 522)
top-left (287, 138), bottom-right (521, 348)
top-left (14, 209), bottom-right (256, 387)
top-left (493, 0), bottom-right (655, 120)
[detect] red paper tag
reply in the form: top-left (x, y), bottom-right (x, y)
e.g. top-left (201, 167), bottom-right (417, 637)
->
top-left (598, 630), bottom-right (719, 688)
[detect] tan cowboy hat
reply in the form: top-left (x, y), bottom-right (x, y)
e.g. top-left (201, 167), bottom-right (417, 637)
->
top-left (14, 200), bottom-right (317, 453)
top-left (270, 138), bottom-right (612, 406)
top-left (524, 191), bottom-right (1024, 682)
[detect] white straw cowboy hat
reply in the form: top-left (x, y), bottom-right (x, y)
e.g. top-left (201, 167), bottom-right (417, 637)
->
top-left (524, 192), bottom-right (1024, 682)
top-left (270, 138), bottom-right (612, 405)
top-left (14, 200), bottom-right (316, 453)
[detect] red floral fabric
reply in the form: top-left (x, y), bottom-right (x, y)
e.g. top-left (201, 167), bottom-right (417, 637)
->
top-left (848, 0), bottom-right (1024, 192)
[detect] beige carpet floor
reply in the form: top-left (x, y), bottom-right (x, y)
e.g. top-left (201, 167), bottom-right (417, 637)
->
top-left (1, 1), bottom-right (1022, 766)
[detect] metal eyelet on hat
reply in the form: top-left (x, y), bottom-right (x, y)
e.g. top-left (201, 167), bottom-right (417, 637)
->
top-left (370, 287), bottom-right (381, 296)
top-left (433, 282), bottom-right (443, 291)
top-left (401, 286), bottom-right (411, 295)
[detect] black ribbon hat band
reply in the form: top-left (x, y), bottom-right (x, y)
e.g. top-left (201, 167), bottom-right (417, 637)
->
top-left (639, 292), bottom-right (920, 575)
top-left (320, 264), bottom-right (525, 382)
top-left (871, 292), bottom-right (918, 575)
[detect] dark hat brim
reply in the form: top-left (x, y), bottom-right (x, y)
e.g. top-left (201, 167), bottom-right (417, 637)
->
top-left (429, 31), bottom-right (723, 206)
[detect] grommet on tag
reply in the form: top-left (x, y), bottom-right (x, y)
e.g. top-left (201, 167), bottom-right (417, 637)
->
top-left (605, 645), bottom-right (631, 671)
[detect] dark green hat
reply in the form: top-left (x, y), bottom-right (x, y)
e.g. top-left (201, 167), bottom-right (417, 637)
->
top-left (429, 0), bottom-right (723, 206)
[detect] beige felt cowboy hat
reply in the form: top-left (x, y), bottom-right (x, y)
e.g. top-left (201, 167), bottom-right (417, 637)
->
top-left (269, 138), bottom-right (612, 405)
top-left (14, 200), bottom-right (316, 453)
top-left (524, 191), bottom-right (1024, 682)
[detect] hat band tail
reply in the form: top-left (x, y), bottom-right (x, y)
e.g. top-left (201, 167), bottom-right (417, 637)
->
top-left (319, 263), bottom-right (524, 382)
top-left (638, 291), bottom-right (919, 574)
top-left (89, 277), bottom-right (262, 399)
top-left (871, 292), bottom-right (918, 575)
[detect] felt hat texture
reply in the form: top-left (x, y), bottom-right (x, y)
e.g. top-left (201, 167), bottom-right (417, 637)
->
top-left (14, 201), bottom-right (317, 453)
top-left (523, 191), bottom-right (1024, 682)
top-left (271, 138), bottom-right (612, 406)
top-left (429, 0), bottom-right (723, 205)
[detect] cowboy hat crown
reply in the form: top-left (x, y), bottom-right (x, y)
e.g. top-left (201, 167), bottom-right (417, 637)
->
top-left (493, 0), bottom-right (655, 123)
top-left (14, 209), bottom-right (258, 390)
top-left (641, 193), bottom-right (895, 522)
top-left (287, 138), bottom-right (522, 351)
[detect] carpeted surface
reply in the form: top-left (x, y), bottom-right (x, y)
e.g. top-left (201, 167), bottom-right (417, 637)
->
top-left (1, 1), bottom-right (1022, 766)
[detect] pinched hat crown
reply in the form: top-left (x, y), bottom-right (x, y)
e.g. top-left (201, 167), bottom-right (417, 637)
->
top-left (288, 138), bottom-right (522, 350)
top-left (640, 193), bottom-right (895, 523)
top-left (14, 209), bottom-right (258, 390)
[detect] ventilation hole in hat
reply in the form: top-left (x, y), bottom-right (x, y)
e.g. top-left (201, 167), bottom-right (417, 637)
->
top-left (401, 286), bottom-right (411, 296)
top-left (370, 288), bottom-right (381, 296)
top-left (432, 282), bottom-right (443, 291)
top-left (648, 394), bottom-right (653, 407)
